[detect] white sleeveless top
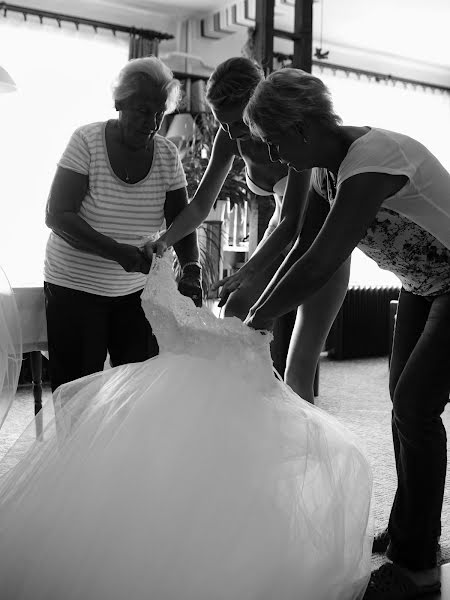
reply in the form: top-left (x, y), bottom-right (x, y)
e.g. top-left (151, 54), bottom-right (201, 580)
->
top-left (314, 129), bottom-right (450, 296)
top-left (338, 128), bottom-right (450, 250)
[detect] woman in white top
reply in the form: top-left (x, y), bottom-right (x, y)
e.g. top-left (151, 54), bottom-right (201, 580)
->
top-left (44, 57), bottom-right (201, 392)
top-left (244, 67), bottom-right (450, 600)
top-left (148, 57), bottom-right (350, 403)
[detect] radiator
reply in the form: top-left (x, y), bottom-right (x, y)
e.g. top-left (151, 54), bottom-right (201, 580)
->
top-left (327, 286), bottom-right (401, 360)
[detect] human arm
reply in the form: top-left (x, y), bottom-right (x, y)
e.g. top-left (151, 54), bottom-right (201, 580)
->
top-left (246, 172), bottom-right (406, 330)
top-left (212, 168), bottom-right (312, 306)
top-left (151, 128), bottom-right (236, 256)
top-left (45, 167), bottom-right (150, 273)
top-left (164, 186), bottom-right (203, 306)
top-left (164, 186), bottom-right (200, 268)
top-left (250, 185), bottom-right (330, 309)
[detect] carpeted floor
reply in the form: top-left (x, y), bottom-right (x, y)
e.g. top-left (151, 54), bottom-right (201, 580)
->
top-left (317, 356), bottom-right (450, 569)
top-left (1, 355), bottom-right (449, 569)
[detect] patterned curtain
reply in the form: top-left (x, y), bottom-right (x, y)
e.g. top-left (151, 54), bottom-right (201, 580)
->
top-left (129, 34), bottom-right (159, 59)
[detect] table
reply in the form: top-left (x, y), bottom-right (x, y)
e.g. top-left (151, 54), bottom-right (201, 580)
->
top-left (13, 286), bottom-right (47, 413)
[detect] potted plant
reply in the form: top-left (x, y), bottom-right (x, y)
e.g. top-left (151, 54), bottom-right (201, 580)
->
top-left (179, 111), bottom-right (251, 299)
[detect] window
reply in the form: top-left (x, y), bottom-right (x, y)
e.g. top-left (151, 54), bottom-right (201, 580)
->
top-left (0, 15), bottom-right (128, 286)
top-left (315, 67), bottom-right (450, 287)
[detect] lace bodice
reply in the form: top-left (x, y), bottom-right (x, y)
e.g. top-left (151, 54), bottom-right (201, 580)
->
top-left (141, 255), bottom-right (274, 381)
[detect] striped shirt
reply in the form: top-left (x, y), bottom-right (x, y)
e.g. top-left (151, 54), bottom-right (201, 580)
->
top-left (44, 121), bottom-right (187, 296)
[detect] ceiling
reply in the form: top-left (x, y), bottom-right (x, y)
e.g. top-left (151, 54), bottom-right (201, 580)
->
top-left (15, 0), bottom-right (450, 79)
top-left (103, 0), bottom-right (450, 69)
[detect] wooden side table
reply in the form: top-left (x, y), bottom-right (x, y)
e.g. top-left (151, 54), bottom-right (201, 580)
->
top-left (13, 286), bottom-right (47, 414)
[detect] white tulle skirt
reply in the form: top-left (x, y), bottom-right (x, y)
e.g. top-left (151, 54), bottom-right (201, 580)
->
top-left (0, 351), bottom-right (372, 600)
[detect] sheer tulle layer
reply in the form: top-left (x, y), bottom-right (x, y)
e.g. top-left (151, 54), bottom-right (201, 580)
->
top-left (0, 256), bottom-right (372, 599)
top-left (0, 352), bottom-right (372, 600)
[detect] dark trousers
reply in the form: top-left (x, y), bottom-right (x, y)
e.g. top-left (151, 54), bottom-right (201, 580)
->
top-left (387, 289), bottom-right (450, 570)
top-left (44, 282), bottom-right (159, 393)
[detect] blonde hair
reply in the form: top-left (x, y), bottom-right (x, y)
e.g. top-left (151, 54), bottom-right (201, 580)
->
top-left (244, 68), bottom-right (342, 138)
top-left (206, 56), bottom-right (264, 111)
top-left (112, 56), bottom-right (181, 114)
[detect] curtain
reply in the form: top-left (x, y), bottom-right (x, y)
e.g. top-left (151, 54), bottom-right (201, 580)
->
top-left (129, 34), bottom-right (159, 59)
top-left (0, 14), bottom-right (129, 287)
top-left (313, 66), bottom-right (450, 287)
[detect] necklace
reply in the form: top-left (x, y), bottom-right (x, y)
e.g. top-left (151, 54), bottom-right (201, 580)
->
top-left (118, 121), bottom-right (154, 152)
top-left (118, 124), bottom-right (141, 183)
top-left (113, 121), bottom-right (154, 183)
top-left (326, 170), bottom-right (337, 200)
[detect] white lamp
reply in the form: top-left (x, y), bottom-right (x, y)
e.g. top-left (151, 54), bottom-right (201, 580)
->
top-left (165, 113), bottom-right (195, 159)
top-left (0, 65), bottom-right (17, 93)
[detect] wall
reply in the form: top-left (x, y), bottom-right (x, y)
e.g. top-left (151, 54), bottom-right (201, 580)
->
top-left (181, 0), bottom-right (450, 88)
top-left (186, 19), bottom-right (450, 88)
top-left (13, 1), bottom-right (449, 87)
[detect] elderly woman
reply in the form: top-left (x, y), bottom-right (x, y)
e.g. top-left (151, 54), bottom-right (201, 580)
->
top-left (44, 56), bottom-right (201, 393)
top-left (243, 67), bottom-right (450, 600)
top-left (147, 57), bottom-right (349, 403)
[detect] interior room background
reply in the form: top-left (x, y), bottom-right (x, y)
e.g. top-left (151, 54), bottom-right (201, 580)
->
top-left (0, 4), bottom-right (449, 289)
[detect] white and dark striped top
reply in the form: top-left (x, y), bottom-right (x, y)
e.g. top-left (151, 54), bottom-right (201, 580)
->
top-left (44, 122), bottom-right (187, 297)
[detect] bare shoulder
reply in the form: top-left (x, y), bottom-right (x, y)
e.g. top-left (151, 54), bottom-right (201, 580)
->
top-left (341, 125), bottom-right (371, 144)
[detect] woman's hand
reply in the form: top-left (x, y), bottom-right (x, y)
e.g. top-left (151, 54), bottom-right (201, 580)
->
top-left (178, 263), bottom-right (203, 307)
top-left (115, 244), bottom-right (151, 274)
top-left (244, 306), bottom-right (276, 332)
top-left (212, 267), bottom-right (253, 308)
top-left (144, 238), bottom-right (168, 263)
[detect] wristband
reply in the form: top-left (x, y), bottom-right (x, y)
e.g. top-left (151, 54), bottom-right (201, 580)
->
top-left (182, 262), bottom-right (202, 274)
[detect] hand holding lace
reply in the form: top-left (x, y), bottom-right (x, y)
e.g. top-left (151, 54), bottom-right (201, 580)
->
top-left (178, 263), bottom-right (203, 307)
top-left (116, 244), bottom-right (151, 274)
top-left (244, 304), bottom-right (276, 332)
top-left (144, 237), bottom-right (168, 263)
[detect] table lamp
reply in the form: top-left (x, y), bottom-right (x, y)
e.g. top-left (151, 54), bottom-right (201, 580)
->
top-left (0, 65), bottom-right (17, 93)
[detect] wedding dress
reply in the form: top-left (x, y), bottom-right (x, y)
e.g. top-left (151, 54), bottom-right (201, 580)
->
top-left (0, 255), bottom-right (372, 600)
top-left (0, 265), bottom-right (22, 428)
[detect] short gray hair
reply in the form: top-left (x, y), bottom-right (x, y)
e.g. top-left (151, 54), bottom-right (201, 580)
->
top-left (112, 56), bottom-right (181, 114)
top-left (244, 68), bottom-right (342, 138)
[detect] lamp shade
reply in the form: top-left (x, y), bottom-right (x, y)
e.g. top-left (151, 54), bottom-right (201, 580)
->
top-left (0, 65), bottom-right (17, 93)
top-left (165, 113), bottom-right (195, 141)
top-left (165, 113), bottom-right (195, 159)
